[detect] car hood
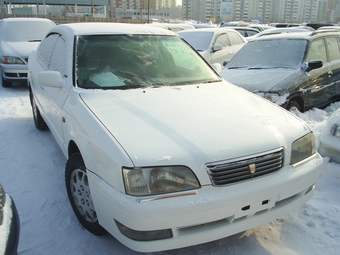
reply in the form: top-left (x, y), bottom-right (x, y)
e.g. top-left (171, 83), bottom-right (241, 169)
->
top-left (79, 82), bottom-right (310, 169)
top-left (0, 41), bottom-right (40, 58)
top-left (221, 68), bottom-right (298, 93)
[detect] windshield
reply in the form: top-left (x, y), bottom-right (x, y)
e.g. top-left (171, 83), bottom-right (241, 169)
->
top-left (76, 34), bottom-right (219, 89)
top-left (178, 31), bottom-right (213, 51)
top-left (227, 38), bottom-right (307, 69)
top-left (2, 20), bottom-right (55, 42)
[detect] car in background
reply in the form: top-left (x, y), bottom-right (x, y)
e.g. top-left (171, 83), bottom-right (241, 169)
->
top-left (221, 30), bottom-right (340, 112)
top-left (319, 108), bottom-right (340, 163)
top-left (248, 24), bottom-right (275, 32)
top-left (0, 182), bottom-right (20, 255)
top-left (269, 23), bottom-right (300, 28)
top-left (145, 23), bottom-right (195, 32)
top-left (178, 28), bottom-right (247, 65)
top-left (247, 27), bottom-right (313, 41)
top-left (219, 26), bottom-right (259, 38)
top-left (28, 22), bottom-right (323, 253)
top-left (0, 17), bottom-right (55, 87)
top-left (302, 22), bottom-right (335, 30)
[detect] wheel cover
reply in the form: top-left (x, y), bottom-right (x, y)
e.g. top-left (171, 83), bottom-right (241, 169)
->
top-left (70, 169), bottom-right (97, 223)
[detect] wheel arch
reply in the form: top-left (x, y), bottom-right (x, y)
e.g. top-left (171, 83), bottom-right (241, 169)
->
top-left (68, 140), bottom-right (81, 158)
top-left (286, 94), bottom-right (305, 112)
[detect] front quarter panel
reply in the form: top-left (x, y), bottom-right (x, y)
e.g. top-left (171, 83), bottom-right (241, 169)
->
top-left (62, 88), bottom-right (134, 193)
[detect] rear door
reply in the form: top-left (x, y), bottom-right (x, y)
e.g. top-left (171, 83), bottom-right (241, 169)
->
top-left (325, 36), bottom-right (340, 102)
top-left (304, 38), bottom-right (333, 109)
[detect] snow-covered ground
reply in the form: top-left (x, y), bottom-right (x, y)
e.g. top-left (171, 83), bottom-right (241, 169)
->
top-left (1, 82), bottom-right (339, 255)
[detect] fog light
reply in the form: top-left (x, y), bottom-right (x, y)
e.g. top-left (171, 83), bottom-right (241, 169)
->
top-left (115, 220), bottom-right (173, 241)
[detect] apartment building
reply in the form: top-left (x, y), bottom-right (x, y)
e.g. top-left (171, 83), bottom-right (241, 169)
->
top-left (182, 0), bottom-right (340, 24)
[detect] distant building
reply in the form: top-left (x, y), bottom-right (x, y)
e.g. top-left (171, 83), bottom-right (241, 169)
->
top-left (181, 0), bottom-right (340, 24)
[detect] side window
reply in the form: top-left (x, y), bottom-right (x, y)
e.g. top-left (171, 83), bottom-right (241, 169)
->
top-left (49, 35), bottom-right (66, 74)
top-left (228, 31), bottom-right (244, 45)
top-left (326, 37), bottom-right (340, 62)
top-left (306, 39), bottom-right (327, 63)
top-left (247, 30), bottom-right (258, 36)
top-left (37, 33), bottom-right (59, 70)
top-left (214, 34), bottom-right (229, 47)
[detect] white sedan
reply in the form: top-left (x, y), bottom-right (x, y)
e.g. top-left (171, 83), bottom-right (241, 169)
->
top-left (28, 23), bottom-right (324, 253)
top-left (177, 28), bottom-right (247, 65)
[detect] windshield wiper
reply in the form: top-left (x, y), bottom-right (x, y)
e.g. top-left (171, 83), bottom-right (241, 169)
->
top-left (28, 39), bottom-right (41, 42)
top-left (227, 66), bottom-right (248, 69)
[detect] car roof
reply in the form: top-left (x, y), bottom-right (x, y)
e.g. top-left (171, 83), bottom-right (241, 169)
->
top-left (0, 17), bottom-right (54, 23)
top-left (48, 22), bottom-right (177, 37)
top-left (223, 26), bottom-right (259, 31)
top-left (178, 27), bottom-right (239, 34)
top-left (250, 30), bottom-right (340, 41)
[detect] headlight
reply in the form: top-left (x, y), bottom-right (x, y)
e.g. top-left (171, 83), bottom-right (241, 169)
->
top-left (123, 166), bottom-right (200, 196)
top-left (2, 56), bottom-right (24, 64)
top-left (330, 124), bottom-right (340, 137)
top-left (291, 132), bottom-right (316, 165)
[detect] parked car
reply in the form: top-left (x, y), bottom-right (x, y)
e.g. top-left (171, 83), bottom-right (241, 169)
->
top-left (28, 22), bottom-right (323, 253)
top-left (178, 28), bottom-right (247, 65)
top-left (0, 182), bottom-right (20, 255)
top-left (145, 23), bottom-right (195, 32)
top-left (302, 22), bottom-right (335, 30)
top-left (219, 26), bottom-right (259, 38)
top-left (0, 17), bottom-right (55, 87)
top-left (319, 108), bottom-right (340, 163)
top-left (221, 30), bottom-right (340, 112)
top-left (247, 27), bottom-right (313, 41)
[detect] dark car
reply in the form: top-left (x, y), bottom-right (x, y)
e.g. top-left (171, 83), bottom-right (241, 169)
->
top-left (0, 183), bottom-right (20, 255)
top-left (221, 30), bottom-right (340, 112)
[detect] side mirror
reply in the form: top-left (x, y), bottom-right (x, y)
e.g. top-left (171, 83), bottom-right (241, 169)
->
top-left (306, 60), bottom-right (323, 72)
top-left (212, 44), bottom-right (223, 52)
top-left (37, 71), bottom-right (63, 88)
top-left (211, 63), bottom-right (222, 74)
top-left (223, 60), bottom-right (230, 67)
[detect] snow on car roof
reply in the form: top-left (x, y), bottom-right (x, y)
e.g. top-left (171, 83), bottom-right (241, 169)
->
top-left (49, 22), bottom-right (177, 37)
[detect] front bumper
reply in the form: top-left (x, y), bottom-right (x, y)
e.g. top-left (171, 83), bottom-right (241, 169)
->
top-left (0, 63), bottom-right (28, 82)
top-left (88, 153), bottom-right (324, 253)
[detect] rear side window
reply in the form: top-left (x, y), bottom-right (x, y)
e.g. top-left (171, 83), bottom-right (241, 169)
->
top-left (37, 33), bottom-right (59, 69)
top-left (326, 37), bottom-right (340, 62)
top-left (215, 33), bottom-right (230, 47)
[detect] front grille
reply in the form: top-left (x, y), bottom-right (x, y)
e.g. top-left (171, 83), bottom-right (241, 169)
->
top-left (206, 147), bottom-right (284, 186)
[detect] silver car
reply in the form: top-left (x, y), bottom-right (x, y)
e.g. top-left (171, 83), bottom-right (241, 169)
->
top-left (0, 18), bottom-right (55, 87)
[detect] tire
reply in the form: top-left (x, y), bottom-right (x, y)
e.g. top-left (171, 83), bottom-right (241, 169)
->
top-left (65, 153), bottom-right (106, 236)
top-left (287, 100), bottom-right (302, 113)
top-left (30, 93), bottom-right (48, 130)
top-left (2, 77), bottom-right (12, 87)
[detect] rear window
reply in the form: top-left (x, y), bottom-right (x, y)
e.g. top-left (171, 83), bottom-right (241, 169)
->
top-left (227, 38), bottom-right (307, 69)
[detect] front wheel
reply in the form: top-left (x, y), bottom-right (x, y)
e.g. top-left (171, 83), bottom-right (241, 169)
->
top-left (30, 92), bottom-right (48, 130)
top-left (287, 100), bottom-right (302, 113)
top-left (65, 153), bottom-right (106, 236)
